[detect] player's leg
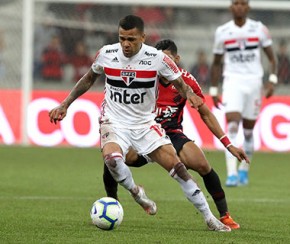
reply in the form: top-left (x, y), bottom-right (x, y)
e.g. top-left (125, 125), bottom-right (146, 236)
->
top-left (101, 124), bottom-right (156, 215)
top-left (222, 78), bottom-right (244, 187)
top-left (174, 135), bottom-right (239, 229)
top-left (225, 113), bottom-right (241, 186)
top-left (103, 147), bottom-right (149, 200)
top-left (133, 124), bottom-right (229, 231)
top-left (148, 144), bottom-right (230, 231)
top-left (103, 163), bottom-right (119, 200)
top-left (239, 81), bottom-right (261, 185)
top-left (179, 141), bottom-right (227, 214)
top-left (125, 148), bottom-right (149, 167)
top-left (238, 119), bottom-right (255, 185)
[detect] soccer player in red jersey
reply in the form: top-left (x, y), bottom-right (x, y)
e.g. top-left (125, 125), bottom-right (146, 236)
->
top-left (103, 39), bottom-right (249, 229)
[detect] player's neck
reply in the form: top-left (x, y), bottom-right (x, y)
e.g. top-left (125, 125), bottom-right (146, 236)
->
top-left (234, 17), bottom-right (246, 27)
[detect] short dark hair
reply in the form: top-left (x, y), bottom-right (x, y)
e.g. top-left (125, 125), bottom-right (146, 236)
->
top-left (118, 15), bottom-right (144, 33)
top-left (155, 39), bottom-right (178, 56)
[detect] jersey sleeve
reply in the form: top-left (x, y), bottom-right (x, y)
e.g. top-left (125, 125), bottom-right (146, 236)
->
top-left (181, 68), bottom-right (206, 103)
top-left (213, 27), bottom-right (224, 55)
top-left (259, 22), bottom-right (273, 47)
top-left (91, 47), bottom-right (105, 74)
top-left (157, 52), bottom-right (182, 81)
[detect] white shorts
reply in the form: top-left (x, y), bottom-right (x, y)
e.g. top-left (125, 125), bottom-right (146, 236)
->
top-left (222, 76), bottom-right (263, 120)
top-left (100, 122), bottom-right (172, 156)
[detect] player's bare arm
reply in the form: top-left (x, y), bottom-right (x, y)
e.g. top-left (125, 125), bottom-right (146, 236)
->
top-left (49, 68), bottom-right (99, 124)
top-left (263, 46), bottom-right (277, 98)
top-left (198, 103), bottom-right (226, 139)
top-left (198, 103), bottom-right (249, 163)
top-left (209, 54), bottom-right (223, 108)
top-left (170, 76), bottom-right (203, 109)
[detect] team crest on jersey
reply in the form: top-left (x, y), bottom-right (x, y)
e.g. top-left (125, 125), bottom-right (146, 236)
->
top-left (237, 39), bottom-right (246, 50)
top-left (121, 71), bottom-right (136, 86)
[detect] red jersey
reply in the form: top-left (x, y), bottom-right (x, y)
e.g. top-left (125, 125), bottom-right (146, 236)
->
top-left (155, 67), bottom-right (205, 133)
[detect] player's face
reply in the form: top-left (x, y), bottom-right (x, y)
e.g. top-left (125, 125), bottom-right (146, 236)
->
top-left (230, 0), bottom-right (249, 19)
top-left (163, 50), bottom-right (180, 65)
top-left (119, 27), bottom-right (145, 58)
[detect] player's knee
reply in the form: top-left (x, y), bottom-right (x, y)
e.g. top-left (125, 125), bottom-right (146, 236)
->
top-left (228, 121), bottom-right (239, 134)
top-left (170, 162), bottom-right (192, 181)
top-left (196, 163), bottom-right (211, 176)
top-left (243, 128), bottom-right (253, 141)
top-left (104, 152), bottom-right (123, 169)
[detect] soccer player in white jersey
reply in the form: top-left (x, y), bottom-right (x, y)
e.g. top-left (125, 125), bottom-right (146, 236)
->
top-left (48, 15), bottom-right (239, 231)
top-left (209, 0), bottom-right (277, 186)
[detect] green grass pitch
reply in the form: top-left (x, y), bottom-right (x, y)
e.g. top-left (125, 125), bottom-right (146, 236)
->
top-left (0, 146), bottom-right (289, 244)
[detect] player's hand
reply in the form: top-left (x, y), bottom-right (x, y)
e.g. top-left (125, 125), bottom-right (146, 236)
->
top-left (49, 104), bottom-right (67, 124)
top-left (211, 95), bottom-right (222, 109)
top-left (187, 93), bottom-right (204, 110)
top-left (227, 145), bottom-right (250, 164)
top-left (264, 82), bottom-right (275, 98)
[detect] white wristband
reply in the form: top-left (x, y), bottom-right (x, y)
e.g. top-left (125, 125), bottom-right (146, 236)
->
top-left (269, 74), bottom-right (278, 84)
top-left (209, 86), bottom-right (218, 96)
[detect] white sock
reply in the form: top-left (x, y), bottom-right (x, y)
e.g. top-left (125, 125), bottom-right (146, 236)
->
top-left (239, 128), bottom-right (253, 171)
top-left (226, 156), bottom-right (238, 176)
top-left (170, 163), bottom-right (214, 222)
top-left (225, 121), bottom-right (239, 176)
top-left (239, 160), bottom-right (249, 171)
top-left (104, 152), bottom-right (136, 191)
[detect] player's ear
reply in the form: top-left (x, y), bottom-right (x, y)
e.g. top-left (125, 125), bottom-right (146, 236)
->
top-left (141, 33), bottom-right (146, 43)
top-left (174, 54), bottom-right (181, 64)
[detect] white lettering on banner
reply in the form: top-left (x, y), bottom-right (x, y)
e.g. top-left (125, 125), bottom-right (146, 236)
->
top-left (28, 98), bottom-right (63, 146)
top-left (259, 103), bottom-right (290, 151)
top-left (28, 98), bottom-right (101, 147)
top-left (0, 106), bottom-right (15, 144)
top-left (61, 99), bottom-right (100, 147)
top-left (2, 90), bottom-right (285, 151)
top-left (183, 107), bottom-right (202, 146)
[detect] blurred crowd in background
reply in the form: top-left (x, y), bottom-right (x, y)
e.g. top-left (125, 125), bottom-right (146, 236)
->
top-left (0, 3), bottom-right (290, 91)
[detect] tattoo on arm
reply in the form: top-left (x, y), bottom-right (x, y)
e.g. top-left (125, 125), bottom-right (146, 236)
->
top-left (62, 69), bottom-right (99, 108)
top-left (170, 76), bottom-right (193, 98)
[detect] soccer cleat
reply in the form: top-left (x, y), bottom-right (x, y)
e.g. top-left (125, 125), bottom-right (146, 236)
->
top-left (220, 212), bottom-right (240, 229)
top-left (225, 175), bottom-right (238, 187)
top-left (131, 186), bottom-right (157, 215)
top-left (238, 170), bottom-right (249, 186)
top-left (206, 216), bottom-right (231, 232)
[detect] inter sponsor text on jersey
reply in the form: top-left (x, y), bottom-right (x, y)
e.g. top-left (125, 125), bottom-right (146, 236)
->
top-left (92, 43), bottom-right (181, 128)
top-left (213, 18), bottom-right (272, 79)
top-left (155, 67), bottom-right (205, 133)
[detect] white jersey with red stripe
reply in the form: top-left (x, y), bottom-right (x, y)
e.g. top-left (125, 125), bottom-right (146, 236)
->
top-left (213, 18), bottom-right (272, 80)
top-left (92, 43), bottom-right (181, 129)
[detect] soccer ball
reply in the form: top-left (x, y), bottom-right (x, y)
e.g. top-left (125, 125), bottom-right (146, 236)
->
top-left (90, 197), bottom-right (124, 230)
